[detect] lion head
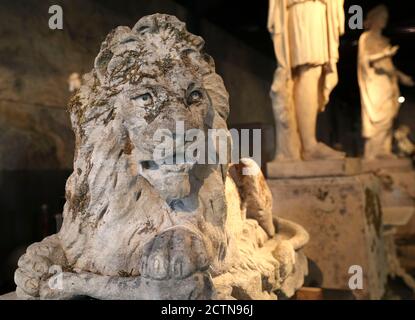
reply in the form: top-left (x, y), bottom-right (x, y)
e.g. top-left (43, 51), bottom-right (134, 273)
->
top-left (60, 14), bottom-right (231, 276)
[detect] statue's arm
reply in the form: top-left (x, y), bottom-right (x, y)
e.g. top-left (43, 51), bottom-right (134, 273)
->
top-left (367, 45), bottom-right (399, 64)
top-left (267, 0), bottom-right (277, 34)
top-left (397, 70), bottom-right (415, 87)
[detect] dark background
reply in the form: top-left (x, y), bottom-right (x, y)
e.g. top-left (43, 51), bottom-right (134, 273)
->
top-left (177, 0), bottom-right (415, 155)
top-left (0, 0), bottom-right (415, 294)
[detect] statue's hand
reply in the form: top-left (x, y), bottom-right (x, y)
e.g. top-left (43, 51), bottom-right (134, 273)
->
top-left (15, 235), bottom-right (66, 299)
top-left (399, 73), bottom-right (415, 87)
top-left (387, 45), bottom-right (399, 57)
top-left (139, 227), bottom-right (210, 280)
top-left (267, 22), bottom-right (275, 35)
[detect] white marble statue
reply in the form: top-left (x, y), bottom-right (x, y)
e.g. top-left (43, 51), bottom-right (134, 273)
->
top-left (358, 5), bottom-right (415, 160)
top-left (268, 0), bottom-right (346, 161)
top-left (14, 14), bottom-right (308, 300)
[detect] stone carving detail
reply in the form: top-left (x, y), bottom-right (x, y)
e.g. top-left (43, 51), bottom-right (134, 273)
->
top-left (14, 14), bottom-right (308, 300)
top-left (358, 5), bottom-right (415, 160)
top-left (394, 125), bottom-right (414, 158)
top-left (68, 73), bottom-right (81, 93)
top-left (268, 0), bottom-right (345, 161)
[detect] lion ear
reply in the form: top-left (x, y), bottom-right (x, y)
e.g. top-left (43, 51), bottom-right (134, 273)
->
top-left (94, 49), bottom-right (113, 84)
top-left (204, 73), bottom-right (230, 120)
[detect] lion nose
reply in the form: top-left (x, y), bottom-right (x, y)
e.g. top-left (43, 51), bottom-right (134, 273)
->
top-left (162, 105), bottom-right (202, 132)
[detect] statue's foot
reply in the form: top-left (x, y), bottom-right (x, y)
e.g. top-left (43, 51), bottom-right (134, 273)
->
top-left (139, 227), bottom-right (210, 280)
top-left (303, 143), bottom-right (345, 161)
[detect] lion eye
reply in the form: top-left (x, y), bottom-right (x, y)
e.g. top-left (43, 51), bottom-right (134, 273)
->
top-left (132, 93), bottom-right (153, 107)
top-left (187, 90), bottom-right (203, 105)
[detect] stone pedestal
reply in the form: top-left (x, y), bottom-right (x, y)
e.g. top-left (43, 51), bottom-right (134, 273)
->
top-left (0, 292), bottom-right (17, 300)
top-left (267, 159), bottom-right (388, 299)
top-left (362, 158), bottom-right (415, 274)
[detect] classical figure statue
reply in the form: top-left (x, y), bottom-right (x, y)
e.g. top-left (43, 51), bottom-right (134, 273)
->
top-left (268, 0), bottom-right (346, 161)
top-left (358, 5), bottom-right (414, 160)
top-left (15, 14), bottom-right (308, 300)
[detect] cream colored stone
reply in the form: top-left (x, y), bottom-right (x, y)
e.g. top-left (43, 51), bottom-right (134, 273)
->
top-left (67, 73), bottom-right (81, 93)
top-left (362, 158), bottom-right (413, 174)
top-left (0, 292), bottom-right (17, 300)
top-left (358, 5), bottom-right (415, 160)
top-left (267, 158), bottom-right (361, 179)
top-left (268, 173), bottom-right (388, 299)
top-left (268, 0), bottom-right (345, 161)
top-left (383, 207), bottom-right (414, 227)
top-left (15, 14), bottom-right (308, 300)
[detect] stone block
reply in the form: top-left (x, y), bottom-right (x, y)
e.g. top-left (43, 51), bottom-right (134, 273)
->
top-left (268, 172), bottom-right (387, 299)
top-left (267, 158), bottom-right (361, 179)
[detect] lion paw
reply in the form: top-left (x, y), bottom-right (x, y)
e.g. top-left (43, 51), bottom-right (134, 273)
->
top-left (15, 236), bottom-right (66, 299)
top-left (139, 228), bottom-right (210, 280)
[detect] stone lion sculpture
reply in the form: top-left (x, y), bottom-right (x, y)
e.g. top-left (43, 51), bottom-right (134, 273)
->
top-left (15, 14), bottom-right (308, 300)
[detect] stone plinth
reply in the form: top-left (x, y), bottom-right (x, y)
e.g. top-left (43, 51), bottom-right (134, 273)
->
top-left (267, 161), bottom-right (387, 299)
top-left (362, 159), bottom-right (415, 232)
top-left (0, 292), bottom-right (17, 300)
top-left (362, 159), bottom-right (415, 276)
top-left (361, 158), bottom-right (413, 174)
top-left (267, 158), bottom-right (361, 179)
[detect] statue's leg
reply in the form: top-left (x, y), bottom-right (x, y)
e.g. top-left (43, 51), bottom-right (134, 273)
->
top-left (293, 65), bottom-right (320, 151)
top-left (294, 65), bottom-right (345, 160)
top-left (382, 129), bottom-right (395, 157)
top-left (365, 127), bottom-right (396, 159)
top-left (364, 137), bottom-right (376, 159)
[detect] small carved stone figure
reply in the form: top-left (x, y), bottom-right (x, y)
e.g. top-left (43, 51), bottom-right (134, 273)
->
top-left (394, 125), bottom-right (414, 157)
top-left (268, 0), bottom-right (346, 161)
top-left (15, 14), bottom-right (308, 300)
top-left (67, 73), bottom-right (81, 93)
top-left (358, 5), bottom-right (415, 159)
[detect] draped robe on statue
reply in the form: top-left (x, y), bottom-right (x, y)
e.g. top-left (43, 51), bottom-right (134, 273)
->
top-left (358, 32), bottom-right (400, 159)
top-left (269, 0), bottom-right (345, 160)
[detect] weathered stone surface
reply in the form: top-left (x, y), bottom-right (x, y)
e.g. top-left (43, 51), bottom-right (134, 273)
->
top-left (268, 173), bottom-right (388, 299)
top-left (0, 292), bottom-right (17, 300)
top-left (383, 207), bottom-right (414, 227)
top-left (14, 14), bottom-right (308, 300)
top-left (362, 159), bottom-right (415, 239)
top-left (364, 159), bottom-right (415, 285)
top-left (362, 158), bottom-right (413, 174)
